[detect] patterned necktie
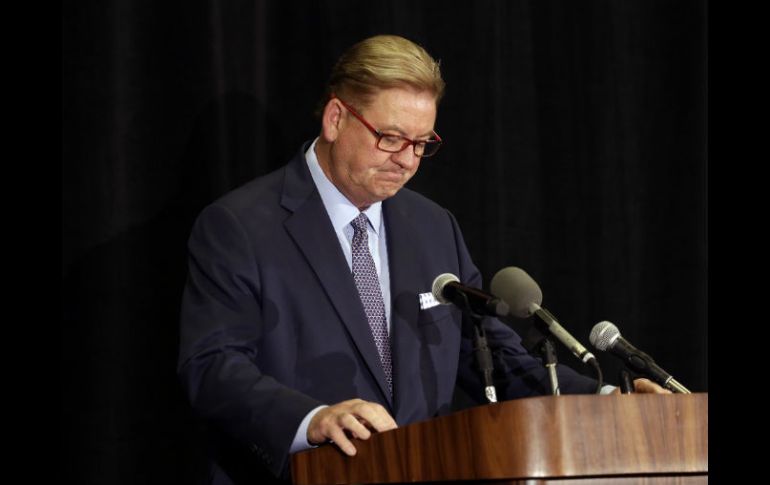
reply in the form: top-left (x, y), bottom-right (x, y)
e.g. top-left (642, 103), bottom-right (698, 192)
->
top-left (350, 213), bottom-right (393, 395)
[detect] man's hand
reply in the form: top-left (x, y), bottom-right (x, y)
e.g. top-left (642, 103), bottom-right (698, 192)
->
top-left (612, 377), bottom-right (672, 394)
top-left (307, 398), bottom-right (398, 456)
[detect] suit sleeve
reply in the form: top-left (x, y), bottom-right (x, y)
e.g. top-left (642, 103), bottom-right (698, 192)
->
top-left (177, 203), bottom-right (323, 477)
top-left (443, 210), bottom-right (598, 403)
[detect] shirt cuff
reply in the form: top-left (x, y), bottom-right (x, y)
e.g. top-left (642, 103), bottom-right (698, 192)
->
top-left (600, 384), bottom-right (617, 395)
top-left (289, 405), bottom-right (328, 454)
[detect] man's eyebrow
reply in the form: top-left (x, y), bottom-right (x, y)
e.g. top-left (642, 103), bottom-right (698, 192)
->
top-left (380, 125), bottom-right (435, 139)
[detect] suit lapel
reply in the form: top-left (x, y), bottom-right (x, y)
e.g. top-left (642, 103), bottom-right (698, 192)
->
top-left (281, 149), bottom-right (393, 406)
top-left (382, 195), bottom-right (424, 421)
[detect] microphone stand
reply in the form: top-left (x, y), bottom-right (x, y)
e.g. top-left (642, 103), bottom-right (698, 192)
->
top-left (530, 316), bottom-right (604, 394)
top-left (619, 369), bottom-right (635, 394)
top-left (473, 323), bottom-right (497, 403)
top-left (521, 322), bottom-right (561, 395)
top-left (457, 293), bottom-right (497, 403)
top-left (540, 338), bottom-right (560, 395)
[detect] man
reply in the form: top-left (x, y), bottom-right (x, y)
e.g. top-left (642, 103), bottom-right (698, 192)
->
top-left (178, 35), bottom-right (666, 484)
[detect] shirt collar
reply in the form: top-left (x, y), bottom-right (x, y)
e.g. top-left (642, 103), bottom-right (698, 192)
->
top-left (305, 138), bottom-right (382, 234)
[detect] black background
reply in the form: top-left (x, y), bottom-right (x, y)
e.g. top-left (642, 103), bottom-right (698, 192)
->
top-left (62, 1), bottom-right (707, 483)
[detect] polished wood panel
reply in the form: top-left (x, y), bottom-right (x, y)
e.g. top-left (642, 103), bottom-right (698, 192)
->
top-left (291, 393), bottom-right (707, 484)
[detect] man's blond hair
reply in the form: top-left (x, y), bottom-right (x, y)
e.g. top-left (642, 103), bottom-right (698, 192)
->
top-left (317, 35), bottom-right (445, 115)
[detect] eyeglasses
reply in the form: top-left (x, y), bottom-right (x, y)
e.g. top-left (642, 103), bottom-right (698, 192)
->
top-left (332, 94), bottom-right (442, 158)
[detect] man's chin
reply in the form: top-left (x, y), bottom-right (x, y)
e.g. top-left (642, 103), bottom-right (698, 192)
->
top-left (373, 184), bottom-right (404, 201)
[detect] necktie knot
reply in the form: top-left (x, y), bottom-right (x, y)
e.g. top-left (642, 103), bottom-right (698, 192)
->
top-left (351, 213), bottom-right (369, 235)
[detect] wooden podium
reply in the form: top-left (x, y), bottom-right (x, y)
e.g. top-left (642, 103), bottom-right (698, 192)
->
top-left (291, 393), bottom-right (707, 484)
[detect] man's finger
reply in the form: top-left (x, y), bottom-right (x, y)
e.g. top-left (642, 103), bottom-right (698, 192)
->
top-left (340, 412), bottom-right (372, 440)
top-left (351, 403), bottom-right (397, 432)
top-left (328, 426), bottom-right (357, 456)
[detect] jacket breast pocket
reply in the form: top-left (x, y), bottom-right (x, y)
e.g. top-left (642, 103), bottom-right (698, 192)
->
top-left (417, 304), bottom-right (455, 326)
top-left (416, 304), bottom-right (459, 346)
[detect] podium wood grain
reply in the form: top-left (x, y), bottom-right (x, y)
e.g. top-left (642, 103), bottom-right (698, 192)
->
top-left (291, 393), bottom-right (707, 484)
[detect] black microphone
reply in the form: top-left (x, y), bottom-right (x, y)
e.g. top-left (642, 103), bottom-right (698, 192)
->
top-left (431, 273), bottom-right (509, 317)
top-left (489, 267), bottom-right (597, 365)
top-left (589, 321), bottom-right (690, 394)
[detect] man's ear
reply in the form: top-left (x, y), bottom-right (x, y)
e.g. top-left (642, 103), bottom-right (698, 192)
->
top-left (320, 98), bottom-right (345, 142)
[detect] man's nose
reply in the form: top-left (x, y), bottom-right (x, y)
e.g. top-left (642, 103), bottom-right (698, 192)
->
top-left (391, 145), bottom-right (420, 169)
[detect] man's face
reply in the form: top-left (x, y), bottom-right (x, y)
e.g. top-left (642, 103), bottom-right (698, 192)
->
top-left (321, 87), bottom-right (437, 210)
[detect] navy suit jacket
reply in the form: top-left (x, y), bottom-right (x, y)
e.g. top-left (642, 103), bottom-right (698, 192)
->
top-left (178, 142), bottom-right (597, 484)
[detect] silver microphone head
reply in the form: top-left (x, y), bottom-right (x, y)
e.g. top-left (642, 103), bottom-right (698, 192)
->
top-left (431, 273), bottom-right (460, 305)
top-left (589, 320), bottom-right (621, 351)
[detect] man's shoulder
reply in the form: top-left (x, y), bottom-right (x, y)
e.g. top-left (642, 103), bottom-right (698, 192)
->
top-left (217, 166), bottom-right (285, 210)
top-left (211, 143), bottom-right (310, 216)
top-left (389, 186), bottom-right (452, 220)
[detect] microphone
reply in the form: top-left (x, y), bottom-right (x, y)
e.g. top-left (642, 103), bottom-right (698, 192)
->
top-left (489, 267), bottom-right (597, 365)
top-left (431, 273), bottom-right (509, 317)
top-left (589, 321), bottom-right (691, 394)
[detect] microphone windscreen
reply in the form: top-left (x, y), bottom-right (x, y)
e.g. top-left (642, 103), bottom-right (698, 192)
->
top-left (490, 267), bottom-right (543, 318)
top-left (431, 273), bottom-right (460, 304)
top-left (589, 320), bottom-right (620, 351)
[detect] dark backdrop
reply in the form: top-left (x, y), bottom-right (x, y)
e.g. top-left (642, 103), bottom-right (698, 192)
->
top-left (62, 1), bottom-right (707, 483)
